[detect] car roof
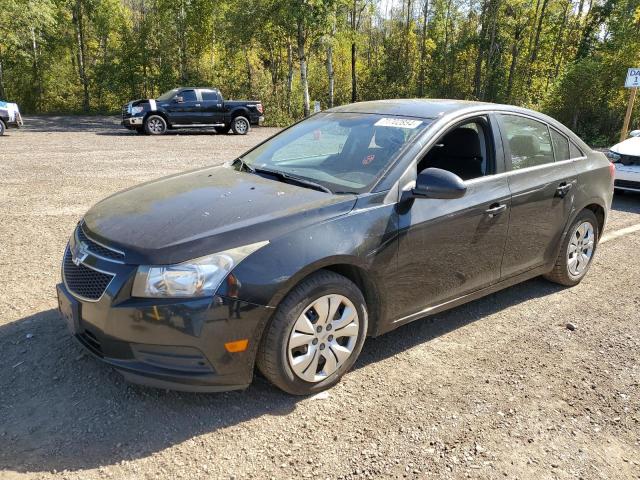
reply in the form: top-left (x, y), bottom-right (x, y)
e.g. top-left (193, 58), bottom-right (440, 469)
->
top-left (326, 99), bottom-right (492, 119)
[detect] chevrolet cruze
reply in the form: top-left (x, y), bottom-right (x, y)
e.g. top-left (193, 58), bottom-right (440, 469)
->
top-left (57, 100), bottom-right (613, 395)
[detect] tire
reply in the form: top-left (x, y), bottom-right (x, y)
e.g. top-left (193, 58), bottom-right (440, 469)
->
top-left (144, 115), bottom-right (167, 135)
top-left (0, 120), bottom-right (5, 136)
top-left (231, 116), bottom-right (250, 135)
top-left (214, 125), bottom-right (231, 134)
top-left (257, 270), bottom-right (368, 395)
top-left (544, 209), bottom-right (599, 286)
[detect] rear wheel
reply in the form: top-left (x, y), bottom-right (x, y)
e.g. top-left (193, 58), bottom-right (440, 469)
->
top-left (144, 115), bottom-right (167, 135)
top-left (257, 271), bottom-right (368, 395)
top-left (231, 116), bottom-right (250, 135)
top-left (544, 209), bottom-right (599, 286)
top-left (214, 125), bottom-right (231, 134)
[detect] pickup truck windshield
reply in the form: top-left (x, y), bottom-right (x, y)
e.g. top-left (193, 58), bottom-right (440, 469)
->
top-left (240, 112), bottom-right (429, 193)
top-left (157, 89), bottom-right (180, 101)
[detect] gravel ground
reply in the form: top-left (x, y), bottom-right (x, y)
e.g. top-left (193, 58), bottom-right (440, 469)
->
top-left (1, 117), bottom-right (639, 480)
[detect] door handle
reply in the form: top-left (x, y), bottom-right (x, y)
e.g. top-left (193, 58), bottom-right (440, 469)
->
top-left (556, 182), bottom-right (573, 197)
top-left (485, 203), bottom-right (507, 217)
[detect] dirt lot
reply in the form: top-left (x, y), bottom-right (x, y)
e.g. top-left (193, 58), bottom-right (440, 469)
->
top-left (1, 117), bottom-right (639, 480)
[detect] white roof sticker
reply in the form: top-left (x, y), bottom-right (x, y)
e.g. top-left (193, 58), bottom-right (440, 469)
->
top-left (374, 118), bottom-right (423, 129)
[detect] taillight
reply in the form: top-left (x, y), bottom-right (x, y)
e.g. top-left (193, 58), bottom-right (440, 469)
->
top-left (256, 103), bottom-right (263, 114)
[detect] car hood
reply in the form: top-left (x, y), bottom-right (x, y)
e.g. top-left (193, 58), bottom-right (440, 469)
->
top-left (83, 165), bottom-right (356, 265)
top-left (610, 137), bottom-right (640, 156)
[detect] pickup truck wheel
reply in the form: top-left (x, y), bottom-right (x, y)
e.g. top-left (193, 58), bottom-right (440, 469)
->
top-left (214, 125), bottom-right (231, 134)
top-left (0, 120), bottom-right (5, 136)
top-left (231, 116), bottom-right (250, 135)
top-left (144, 115), bottom-right (167, 135)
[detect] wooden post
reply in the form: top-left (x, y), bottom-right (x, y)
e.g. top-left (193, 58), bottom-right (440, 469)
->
top-left (621, 87), bottom-right (637, 142)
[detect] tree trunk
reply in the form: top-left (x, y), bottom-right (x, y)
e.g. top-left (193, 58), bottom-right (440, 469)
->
top-left (326, 44), bottom-right (334, 108)
top-left (0, 58), bottom-right (5, 100)
top-left (351, 0), bottom-right (358, 103)
top-left (473, 0), bottom-right (488, 99)
top-left (418, 0), bottom-right (429, 97)
top-left (72, 0), bottom-right (90, 112)
top-left (297, 19), bottom-right (310, 117)
top-left (286, 41), bottom-right (294, 115)
top-left (31, 28), bottom-right (42, 112)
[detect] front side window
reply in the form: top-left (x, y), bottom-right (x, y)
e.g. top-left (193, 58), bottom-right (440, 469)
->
top-left (239, 113), bottom-right (429, 193)
top-left (499, 114), bottom-right (554, 170)
top-left (180, 90), bottom-right (197, 102)
top-left (417, 118), bottom-right (492, 180)
top-left (550, 128), bottom-right (570, 161)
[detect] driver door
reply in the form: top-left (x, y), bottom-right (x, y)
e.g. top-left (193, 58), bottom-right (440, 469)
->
top-left (165, 89), bottom-right (199, 124)
top-left (391, 115), bottom-right (511, 321)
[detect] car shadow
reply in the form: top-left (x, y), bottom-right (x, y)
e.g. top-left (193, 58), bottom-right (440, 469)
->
top-left (0, 277), bottom-right (562, 473)
top-left (611, 191), bottom-right (640, 213)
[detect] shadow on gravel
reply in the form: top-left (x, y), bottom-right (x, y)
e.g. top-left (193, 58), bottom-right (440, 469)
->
top-left (0, 277), bottom-right (562, 474)
top-left (611, 192), bottom-right (640, 213)
top-left (94, 129), bottom-right (223, 136)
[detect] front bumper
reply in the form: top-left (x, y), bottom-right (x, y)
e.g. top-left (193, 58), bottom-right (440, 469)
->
top-left (57, 271), bottom-right (273, 392)
top-left (614, 163), bottom-right (640, 192)
top-left (121, 116), bottom-right (144, 128)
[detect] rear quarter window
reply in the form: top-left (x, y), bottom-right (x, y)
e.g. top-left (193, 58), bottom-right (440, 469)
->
top-left (569, 141), bottom-right (584, 159)
top-left (550, 128), bottom-right (570, 161)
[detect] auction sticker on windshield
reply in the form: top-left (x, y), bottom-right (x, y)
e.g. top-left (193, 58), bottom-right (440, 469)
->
top-left (374, 118), bottom-right (423, 129)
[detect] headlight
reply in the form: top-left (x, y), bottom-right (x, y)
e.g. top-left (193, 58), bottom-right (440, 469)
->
top-left (606, 150), bottom-right (621, 161)
top-left (131, 106), bottom-right (144, 115)
top-left (131, 241), bottom-right (268, 298)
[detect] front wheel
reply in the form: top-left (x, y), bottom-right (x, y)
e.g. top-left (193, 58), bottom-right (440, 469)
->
top-left (231, 116), bottom-right (250, 135)
top-left (544, 209), bottom-right (599, 286)
top-left (0, 120), bottom-right (5, 136)
top-left (257, 271), bottom-right (368, 395)
top-left (144, 115), bottom-right (167, 135)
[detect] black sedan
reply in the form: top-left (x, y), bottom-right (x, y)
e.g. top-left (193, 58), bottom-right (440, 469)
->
top-left (57, 100), bottom-right (614, 395)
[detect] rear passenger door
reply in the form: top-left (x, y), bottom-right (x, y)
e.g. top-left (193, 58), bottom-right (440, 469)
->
top-left (498, 114), bottom-right (578, 278)
top-left (200, 89), bottom-right (224, 124)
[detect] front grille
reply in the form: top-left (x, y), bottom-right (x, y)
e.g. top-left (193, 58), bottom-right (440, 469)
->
top-left (77, 224), bottom-right (125, 261)
top-left (619, 155), bottom-right (640, 166)
top-left (615, 179), bottom-right (640, 189)
top-left (63, 248), bottom-right (114, 301)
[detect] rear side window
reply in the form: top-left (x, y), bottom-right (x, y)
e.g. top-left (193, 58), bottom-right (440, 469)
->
top-left (550, 128), bottom-right (570, 161)
top-left (569, 141), bottom-right (583, 158)
top-left (499, 114), bottom-right (554, 170)
top-left (201, 90), bottom-right (219, 101)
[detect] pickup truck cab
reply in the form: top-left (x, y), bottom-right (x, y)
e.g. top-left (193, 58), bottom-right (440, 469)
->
top-left (121, 87), bottom-right (264, 135)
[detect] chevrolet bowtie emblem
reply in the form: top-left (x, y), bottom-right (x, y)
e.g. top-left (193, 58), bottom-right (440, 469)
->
top-left (71, 241), bottom-right (90, 266)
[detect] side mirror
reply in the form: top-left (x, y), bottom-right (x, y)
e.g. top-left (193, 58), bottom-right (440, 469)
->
top-left (412, 167), bottom-right (467, 200)
top-left (629, 130), bottom-right (640, 138)
top-left (173, 96), bottom-right (184, 103)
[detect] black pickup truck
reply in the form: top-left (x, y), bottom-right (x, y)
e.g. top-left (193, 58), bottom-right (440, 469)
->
top-left (121, 87), bottom-right (264, 135)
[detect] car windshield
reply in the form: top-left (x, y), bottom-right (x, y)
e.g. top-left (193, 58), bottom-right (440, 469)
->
top-left (156, 89), bottom-right (179, 101)
top-left (238, 112), bottom-right (430, 193)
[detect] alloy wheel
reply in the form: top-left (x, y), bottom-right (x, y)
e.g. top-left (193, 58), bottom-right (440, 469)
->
top-left (234, 118), bottom-right (248, 134)
top-left (148, 118), bottom-right (165, 134)
top-left (287, 294), bottom-right (360, 383)
top-left (567, 221), bottom-right (595, 277)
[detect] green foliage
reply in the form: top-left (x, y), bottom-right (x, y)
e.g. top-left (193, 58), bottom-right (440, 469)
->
top-left (0, 0), bottom-right (638, 143)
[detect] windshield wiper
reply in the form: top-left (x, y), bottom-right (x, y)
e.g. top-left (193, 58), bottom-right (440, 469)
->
top-left (253, 167), bottom-right (332, 194)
